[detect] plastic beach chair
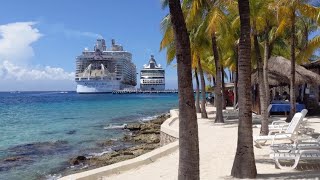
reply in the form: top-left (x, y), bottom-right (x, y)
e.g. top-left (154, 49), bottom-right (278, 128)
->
top-left (253, 109), bottom-right (308, 148)
top-left (255, 108), bottom-right (314, 134)
top-left (270, 149), bottom-right (320, 170)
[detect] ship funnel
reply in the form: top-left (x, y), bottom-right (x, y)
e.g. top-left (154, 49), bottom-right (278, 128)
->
top-left (112, 39), bottom-right (115, 46)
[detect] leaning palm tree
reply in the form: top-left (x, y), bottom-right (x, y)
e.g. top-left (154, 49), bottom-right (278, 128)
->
top-left (194, 68), bottom-right (202, 113)
top-left (162, 0), bottom-right (200, 179)
top-left (250, 0), bottom-right (270, 135)
top-left (197, 57), bottom-right (208, 118)
top-left (182, 0), bottom-right (227, 123)
top-left (231, 0), bottom-right (257, 178)
top-left (161, 15), bottom-right (209, 118)
top-left (190, 29), bottom-right (209, 118)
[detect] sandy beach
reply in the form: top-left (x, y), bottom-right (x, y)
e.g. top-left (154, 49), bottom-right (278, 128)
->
top-left (105, 106), bottom-right (320, 180)
top-left (61, 106), bottom-right (320, 180)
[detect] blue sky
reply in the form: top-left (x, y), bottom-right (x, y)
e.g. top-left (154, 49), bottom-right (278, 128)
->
top-left (0, 0), bottom-right (179, 91)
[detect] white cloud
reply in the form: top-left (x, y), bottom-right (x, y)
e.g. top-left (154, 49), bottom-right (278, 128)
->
top-left (0, 22), bottom-right (75, 91)
top-left (0, 61), bottom-right (74, 81)
top-left (0, 22), bottom-right (42, 64)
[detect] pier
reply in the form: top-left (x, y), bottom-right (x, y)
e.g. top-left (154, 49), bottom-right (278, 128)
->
top-left (112, 90), bottom-right (178, 94)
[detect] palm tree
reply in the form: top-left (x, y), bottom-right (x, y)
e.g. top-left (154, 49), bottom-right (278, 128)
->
top-left (181, 0), bottom-right (229, 123)
top-left (195, 68), bottom-right (202, 113)
top-left (231, 0), bottom-right (257, 178)
top-left (250, 0), bottom-right (270, 135)
top-left (205, 1), bottom-right (230, 123)
top-left (276, 0), bottom-right (320, 119)
top-left (160, 10), bottom-right (209, 118)
top-left (211, 32), bottom-right (224, 123)
top-left (190, 29), bottom-right (209, 118)
top-left (198, 57), bottom-right (208, 118)
top-left (163, 0), bottom-right (200, 179)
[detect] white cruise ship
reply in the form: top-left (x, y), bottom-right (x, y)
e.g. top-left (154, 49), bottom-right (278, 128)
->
top-left (75, 39), bottom-right (137, 93)
top-left (140, 55), bottom-right (165, 91)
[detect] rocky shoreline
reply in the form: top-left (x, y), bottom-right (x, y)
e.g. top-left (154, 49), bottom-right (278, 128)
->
top-left (62, 113), bottom-right (170, 177)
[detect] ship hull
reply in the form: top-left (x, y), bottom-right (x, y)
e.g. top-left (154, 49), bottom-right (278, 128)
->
top-left (76, 80), bottom-right (122, 93)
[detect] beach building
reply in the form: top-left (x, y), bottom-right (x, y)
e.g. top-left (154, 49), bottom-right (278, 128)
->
top-left (303, 59), bottom-right (320, 109)
top-left (140, 55), bottom-right (165, 91)
top-left (251, 56), bottom-right (320, 115)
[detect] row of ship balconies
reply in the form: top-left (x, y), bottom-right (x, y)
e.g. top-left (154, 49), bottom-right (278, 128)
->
top-left (141, 79), bottom-right (165, 84)
top-left (75, 76), bottom-right (122, 81)
top-left (79, 52), bottom-right (132, 59)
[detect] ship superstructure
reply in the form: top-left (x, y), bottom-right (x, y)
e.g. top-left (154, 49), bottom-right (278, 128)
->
top-left (75, 39), bottom-right (137, 93)
top-left (140, 55), bottom-right (165, 91)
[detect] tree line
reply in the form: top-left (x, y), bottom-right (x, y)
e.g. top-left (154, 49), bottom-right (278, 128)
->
top-left (161, 0), bottom-right (320, 179)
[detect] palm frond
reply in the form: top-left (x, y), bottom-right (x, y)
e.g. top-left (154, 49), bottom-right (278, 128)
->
top-left (296, 35), bottom-right (320, 63)
top-left (298, 3), bottom-right (320, 24)
top-left (206, 7), bottom-right (228, 34)
top-left (275, 19), bottom-right (290, 38)
top-left (165, 43), bottom-right (176, 65)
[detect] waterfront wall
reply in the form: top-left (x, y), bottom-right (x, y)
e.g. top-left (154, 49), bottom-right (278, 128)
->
top-left (160, 109), bottom-right (179, 146)
top-left (160, 132), bottom-right (178, 146)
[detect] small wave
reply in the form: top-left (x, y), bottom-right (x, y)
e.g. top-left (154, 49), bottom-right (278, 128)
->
top-left (103, 124), bottom-right (127, 130)
top-left (45, 174), bottom-right (62, 180)
top-left (140, 115), bottom-right (158, 122)
top-left (87, 148), bottom-right (113, 157)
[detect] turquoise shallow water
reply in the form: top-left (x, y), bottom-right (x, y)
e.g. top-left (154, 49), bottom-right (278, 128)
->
top-left (0, 92), bottom-right (178, 180)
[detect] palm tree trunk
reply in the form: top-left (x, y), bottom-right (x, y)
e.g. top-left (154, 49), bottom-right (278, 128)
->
top-left (235, 45), bottom-right (239, 105)
top-left (212, 76), bottom-right (216, 85)
top-left (253, 32), bottom-right (269, 135)
top-left (168, 0), bottom-right (199, 179)
top-left (290, 12), bottom-right (296, 120)
top-left (221, 66), bottom-right (226, 109)
top-left (231, 0), bottom-right (257, 178)
top-left (198, 58), bottom-right (208, 118)
top-left (212, 32), bottom-right (224, 123)
top-left (195, 68), bottom-right (201, 113)
top-left (263, 29), bottom-right (270, 106)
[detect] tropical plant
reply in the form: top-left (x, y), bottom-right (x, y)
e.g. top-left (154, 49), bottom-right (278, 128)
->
top-left (160, 10), bottom-right (209, 118)
top-left (194, 68), bottom-right (202, 113)
top-left (231, 0), bottom-right (257, 178)
top-left (275, 0), bottom-right (320, 119)
top-left (162, 0), bottom-right (200, 179)
top-left (250, 0), bottom-right (270, 135)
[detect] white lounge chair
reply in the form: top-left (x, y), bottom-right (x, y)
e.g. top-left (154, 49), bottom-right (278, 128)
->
top-left (264, 113), bottom-right (314, 134)
top-left (223, 103), bottom-right (238, 119)
top-left (224, 104), bottom-right (272, 120)
top-left (252, 104), bottom-right (273, 120)
top-left (253, 109), bottom-right (308, 148)
top-left (270, 149), bottom-right (320, 169)
top-left (270, 136), bottom-right (320, 153)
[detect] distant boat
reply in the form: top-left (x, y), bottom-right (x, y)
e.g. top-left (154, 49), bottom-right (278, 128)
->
top-left (59, 91), bottom-right (68, 94)
top-left (10, 91), bottom-right (20, 94)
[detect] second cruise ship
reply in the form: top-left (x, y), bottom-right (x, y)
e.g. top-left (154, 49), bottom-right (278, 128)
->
top-left (140, 55), bottom-right (165, 91)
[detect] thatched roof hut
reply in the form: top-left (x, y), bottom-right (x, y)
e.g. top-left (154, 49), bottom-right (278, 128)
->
top-left (303, 59), bottom-right (320, 69)
top-left (252, 56), bottom-right (320, 86)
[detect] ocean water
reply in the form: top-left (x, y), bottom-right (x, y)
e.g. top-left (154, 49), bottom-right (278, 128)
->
top-left (0, 91), bottom-right (178, 180)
